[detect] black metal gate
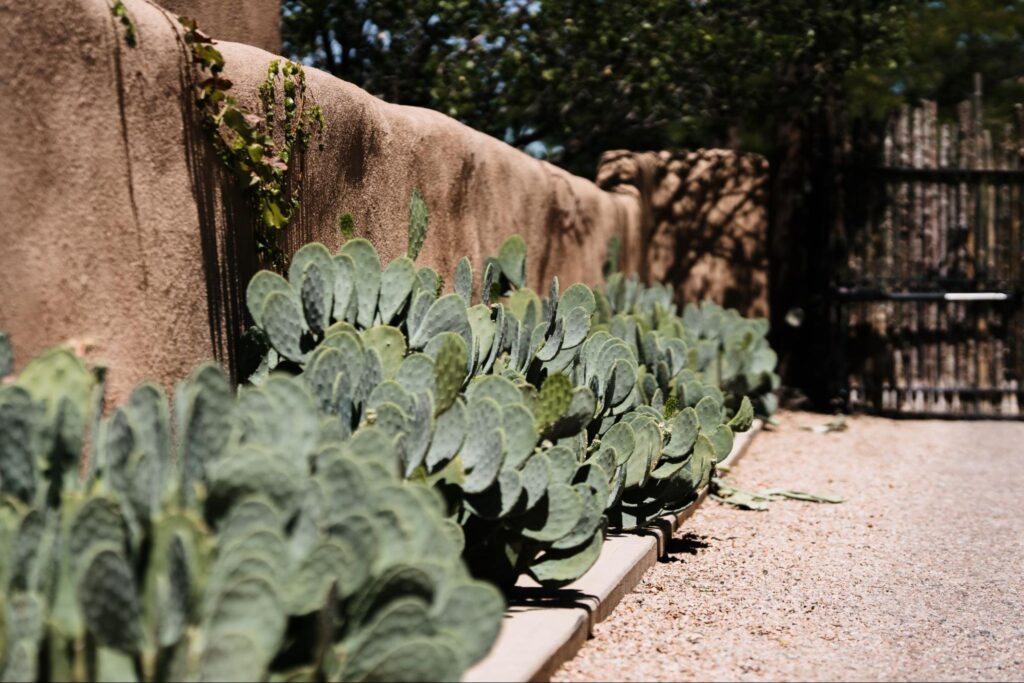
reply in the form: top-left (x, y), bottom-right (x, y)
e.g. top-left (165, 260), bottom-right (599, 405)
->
top-left (831, 90), bottom-right (1024, 419)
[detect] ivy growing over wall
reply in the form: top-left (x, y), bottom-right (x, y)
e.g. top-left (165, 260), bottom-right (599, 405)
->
top-left (179, 17), bottom-right (324, 264)
top-left (109, 1), bottom-right (136, 47)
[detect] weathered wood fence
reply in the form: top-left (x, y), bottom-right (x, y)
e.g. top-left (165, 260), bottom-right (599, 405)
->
top-left (834, 79), bottom-right (1023, 418)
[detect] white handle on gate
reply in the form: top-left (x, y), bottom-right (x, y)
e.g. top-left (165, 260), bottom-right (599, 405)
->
top-left (943, 292), bottom-right (1009, 301)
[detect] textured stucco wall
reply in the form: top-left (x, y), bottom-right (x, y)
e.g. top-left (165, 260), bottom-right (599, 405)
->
top-left (598, 150), bottom-right (770, 318)
top-left (0, 0), bottom-right (642, 401)
top-left (157, 0), bottom-right (281, 53)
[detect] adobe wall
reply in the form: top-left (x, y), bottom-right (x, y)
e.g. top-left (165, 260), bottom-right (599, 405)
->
top-left (597, 150), bottom-right (770, 319)
top-left (157, 0), bottom-right (282, 53)
top-left (0, 0), bottom-right (643, 401)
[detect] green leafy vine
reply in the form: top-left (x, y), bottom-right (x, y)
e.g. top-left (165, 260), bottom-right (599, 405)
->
top-left (179, 17), bottom-right (324, 264)
top-left (110, 1), bottom-right (137, 47)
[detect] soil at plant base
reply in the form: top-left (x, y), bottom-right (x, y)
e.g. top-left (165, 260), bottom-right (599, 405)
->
top-left (552, 410), bottom-right (1024, 682)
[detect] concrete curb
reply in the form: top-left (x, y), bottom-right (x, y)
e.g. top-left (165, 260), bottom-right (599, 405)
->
top-left (464, 419), bottom-right (763, 683)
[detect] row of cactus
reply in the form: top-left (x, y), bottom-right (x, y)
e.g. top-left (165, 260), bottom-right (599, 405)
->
top-left (244, 199), bottom-right (775, 586)
top-left (600, 274), bottom-right (780, 417)
top-left (0, 340), bottom-right (502, 682)
top-left (245, 231), bottom-right (613, 589)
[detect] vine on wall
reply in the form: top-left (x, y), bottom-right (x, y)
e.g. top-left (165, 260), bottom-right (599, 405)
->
top-left (110, 1), bottom-right (137, 47)
top-left (179, 17), bottom-right (324, 264)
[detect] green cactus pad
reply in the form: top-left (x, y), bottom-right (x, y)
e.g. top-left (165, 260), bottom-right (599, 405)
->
top-left (353, 635), bottom-right (462, 683)
top-left (466, 304), bottom-right (496, 357)
top-left (203, 573), bottom-right (286, 667)
top-left (245, 270), bottom-right (293, 328)
top-left (395, 353), bottom-right (437, 398)
top-left (125, 382), bottom-right (170, 469)
top-left (2, 593), bottom-right (44, 680)
top-left (465, 375), bottom-right (522, 407)
top-left (601, 422), bottom-right (637, 466)
top-left (362, 326), bottom-right (407, 380)
top-left (69, 497), bottom-right (128, 576)
top-left (198, 631), bottom-right (265, 683)
top-left (501, 404), bottom-right (538, 470)
top-left (332, 253), bottom-right (357, 322)
top-left (300, 262), bottom-right (331, 336)
top-left (0, 387), bottom-right (38, 502)
top-left (345, 423), bottom-right (395, 463)
top-left (695, 395), bottom-right (723, 433)
top-left (424, 400), bottom-right (466, 471)
top-left (417, 266), bottom-right (442, 297)
top-left (622, 437), bottom-right (653, 490)
top-left (15, 347), bottom-right (94, 456)
top-left (0, 331), bottom-right (10, 377)
top-left (288, 242), bottom-right (337, 292)
top-left (558, 283), bottom-right (597, 316)
top-left (343, 596), bottom-right (435, 678)
top-left (519, 483), bottom-right (584, 542)
top-left (180, 363), bottom-right (234, 489)
top-left (552, 476), bottom-right (606, 550)
top-left (708, 424), bottom-right (734, 463)
top-left (467, 467), bottom-right (523, 520)
top-left (460, 423), bottom-right (504, 495)
top-left (508, 288), bottom-right (541, 324)
top-left (428, 333), bottom-right (467, 414)
top-left (368, 381), bottom-right (415, 416)
top-left (287, 540), bottom-right (358, 615)
top-left (663, 406), bottom-right (699, 460)
top-left (304, 347), bottom-right (348, 415)
top-left (371, 402), bottom-right (408, 439)
top-left (262, 290), bottom-right (309, 363)
top-left (347, 563), bottom-right (436, 627)
top-left (545, 387), bottom-right (596, 440)
top-left (340, 239), bottom-right (383, 328)
top-left (560, 305), bottom-right (592, 349)
top-left (407, 190), bottom-right (429, 261)
top-left (481, 260), bottom-right (499, 304)
top-left (77, 547), bottom-right (144, 653)
top-left (691, 434), bottom-right (715, 489)
top-left (255, 376), bottom-right (321, 459)
top-left (497, 235), bottom-right (527, 288)
top-left (454, 256), bottom-right (473, 304)
top-left (378, 257), bottom-right (417, 325)
top-left (409, 294), bottom-right (472, 351)
top-left (206, 445), bottom-right (305, 520)
top-left (399, 394), bottom-right (435, 476)
top-left (649, 457), bottom-right (687, 480)
top-left (434, 580), bottom-right (505, 664)
top-left (728, 396), bottom-right (755, 432)
top-left (8, 509), bottom-right (45, 592)
top-left (529, 527), bottom-right (603, 587)
top-left (543, 445), bottom-right (577, 485)
top-left (535, 373), bottom-right (572, 434)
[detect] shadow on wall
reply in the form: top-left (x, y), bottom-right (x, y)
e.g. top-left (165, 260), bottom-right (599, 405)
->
top-left (597, 150), bottom-right (770, 319)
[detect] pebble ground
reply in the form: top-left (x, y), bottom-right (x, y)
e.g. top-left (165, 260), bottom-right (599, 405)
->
top-left (552, 411), bottom-right (1024, 681)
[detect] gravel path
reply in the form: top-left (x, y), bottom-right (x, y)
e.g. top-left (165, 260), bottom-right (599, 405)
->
top-left (553, 411), bottom-right (1024, 682)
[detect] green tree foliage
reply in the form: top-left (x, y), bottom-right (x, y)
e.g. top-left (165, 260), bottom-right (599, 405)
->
top-left (283, 0), bottom-right (909, 171)
top-left (850, 0), bottom-right (1024, 123)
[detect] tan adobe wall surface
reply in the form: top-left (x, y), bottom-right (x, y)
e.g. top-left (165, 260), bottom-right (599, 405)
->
top-left (156, 0), bottom-right (282, 53)
top-left (598, 150), bottom-right (769, 319)
top-left (0, 0), bottom-right (643, 402)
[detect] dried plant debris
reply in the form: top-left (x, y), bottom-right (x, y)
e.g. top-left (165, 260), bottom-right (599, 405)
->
top-left (801, 415), bottom-right (848, 433)
top-left (711, 477), bottom-right (844, 511)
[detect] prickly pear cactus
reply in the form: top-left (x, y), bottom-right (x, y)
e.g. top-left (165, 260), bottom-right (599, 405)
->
top-left (0, 331), bottom-right (12, 378)
top-left (0, 340), bottom-right (503, 682)
top-left (241, 227), bottom-right (776, 589)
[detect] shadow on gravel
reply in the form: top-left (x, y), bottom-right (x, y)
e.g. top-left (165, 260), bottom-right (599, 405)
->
top-left (660, 533), bottom-right (711, 562)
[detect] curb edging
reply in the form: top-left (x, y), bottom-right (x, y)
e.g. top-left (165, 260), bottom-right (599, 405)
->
top-left (463, 419), bottom-right (763, 683)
